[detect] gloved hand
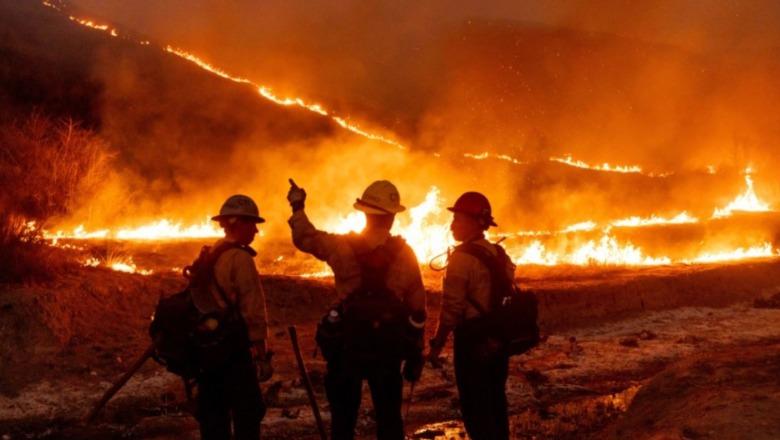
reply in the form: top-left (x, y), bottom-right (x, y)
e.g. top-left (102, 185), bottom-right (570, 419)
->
top-left (255, 350), bottom-right (274, 383)
top-left (287, 178), bottom-right (307, 211)
top-left (402, 352), bottom-right (424, 383)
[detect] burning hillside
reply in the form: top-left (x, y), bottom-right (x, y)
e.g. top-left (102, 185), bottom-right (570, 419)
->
top-left (2, 0), bottom-right (773, 274)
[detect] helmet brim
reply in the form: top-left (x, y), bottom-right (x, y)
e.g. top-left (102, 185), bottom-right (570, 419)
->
top-left (447, 207), bottom-right (497, 227)
top-left (211, 214), bottom-right (266, 224)
top-left (354, 199), bottom-right (406, 215)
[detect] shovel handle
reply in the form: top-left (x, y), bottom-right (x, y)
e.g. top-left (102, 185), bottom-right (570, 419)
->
top-left (84, 344), bottom-right (155, 424)
top-left (289, 326), bottom-right (328, 440)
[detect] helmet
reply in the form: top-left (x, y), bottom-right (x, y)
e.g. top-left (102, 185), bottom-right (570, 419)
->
top-left (211, 194), bottom-right (265, 223)
top-left (353, 180), bottom-right (406, 215)
top-left (447, 192), bottom-right (497, 227)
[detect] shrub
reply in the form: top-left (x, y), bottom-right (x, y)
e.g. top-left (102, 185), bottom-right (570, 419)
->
top-left (0, 112), bottom-right (111, 282)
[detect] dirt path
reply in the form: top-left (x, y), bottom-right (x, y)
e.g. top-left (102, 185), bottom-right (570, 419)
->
top-left (408, 304), bottom-right (780, 439)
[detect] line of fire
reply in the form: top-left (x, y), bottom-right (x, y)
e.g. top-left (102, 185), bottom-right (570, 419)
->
top-left (3, 1), bottom-right (780, 439)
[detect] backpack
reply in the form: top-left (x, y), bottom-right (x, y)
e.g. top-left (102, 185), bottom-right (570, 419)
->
top-left (316, 235), bottom-right (416, 366)
top-left (149, 242), bottom-right (252, 378)
top-left (456, 242), bottom-right (540, 356)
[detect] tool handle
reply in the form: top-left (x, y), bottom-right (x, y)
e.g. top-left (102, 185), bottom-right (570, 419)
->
top-left (289, 326), bottom-right (327, 440)
top-left (84, 343), bottom-right (155, 424)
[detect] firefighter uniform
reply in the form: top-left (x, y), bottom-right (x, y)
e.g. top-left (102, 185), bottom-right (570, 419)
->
top-left (289, 209), bottom-right (426, 440)
top-left (191, 238), bottom-right (269, 440)
top-left (434, 238), bottom-right (516, 440)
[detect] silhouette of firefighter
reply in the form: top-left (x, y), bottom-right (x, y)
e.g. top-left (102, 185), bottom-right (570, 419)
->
top-left (428, 191), bottom-right (539, 440)
top-left (287, 179), bottom-right (426, 440)
top-left (188, 194), bottom-right (273, 439)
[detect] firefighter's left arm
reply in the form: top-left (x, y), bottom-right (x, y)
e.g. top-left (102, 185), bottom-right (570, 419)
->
top-left (429, 251), bottom-right (472, 352)
top-left (231, 251), bottom-right (269, 344)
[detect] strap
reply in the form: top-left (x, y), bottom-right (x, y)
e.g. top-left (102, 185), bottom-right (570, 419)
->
top-left (208, 242), bottom-right (254, 310)
top-left (454, 242), bottom-right (506, 317)
top-left (347, 235), bottom-right (406, 296)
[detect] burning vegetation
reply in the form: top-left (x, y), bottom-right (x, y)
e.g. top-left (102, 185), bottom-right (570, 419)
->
top-left (17, 2), bottom-right (780, 274)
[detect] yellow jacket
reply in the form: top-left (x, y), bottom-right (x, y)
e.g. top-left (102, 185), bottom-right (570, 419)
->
top-left (288, 210), bottom-right (426, 315)
top-left (191, 239), bottom-right (269, 343)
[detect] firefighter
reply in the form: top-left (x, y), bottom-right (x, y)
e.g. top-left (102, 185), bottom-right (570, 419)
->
top-left (191, 194), bottom-right (272, 440)
top-left (427, 192), bottom-right (515, 440)
top-left (287, 179), bottom-right (426, 440)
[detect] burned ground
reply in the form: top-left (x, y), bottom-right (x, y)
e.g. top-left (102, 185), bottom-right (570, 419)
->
top-left (3, 258), bottom-right (780, 439)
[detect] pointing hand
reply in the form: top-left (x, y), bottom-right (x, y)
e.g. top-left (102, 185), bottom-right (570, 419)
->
top-left (287, 178), bottom-right (307, 210)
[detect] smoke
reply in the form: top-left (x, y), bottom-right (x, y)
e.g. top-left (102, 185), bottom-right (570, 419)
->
top-left (65, 1), bottom-right (780, 174)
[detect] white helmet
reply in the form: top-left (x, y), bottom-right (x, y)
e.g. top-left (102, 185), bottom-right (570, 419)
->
top-left (353, 180), bottom-right (406, 215)
top-left (211, 194), bottom-right (265, 223)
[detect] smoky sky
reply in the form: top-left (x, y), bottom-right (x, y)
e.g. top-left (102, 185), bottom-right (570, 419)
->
top-left (71, 0), bottom-right (780, 51)
top-left (68, 0), bottom-right (780, 173)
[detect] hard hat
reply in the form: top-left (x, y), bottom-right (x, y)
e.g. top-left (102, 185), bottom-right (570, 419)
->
top-left (353, 180), bottom-right (406, 215)
top-left (211, 194), bottom-right (265, 223)
top-left (447, 191), bottom-right (497, 227)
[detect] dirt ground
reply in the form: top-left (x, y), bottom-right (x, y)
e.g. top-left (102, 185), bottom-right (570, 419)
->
top-left (3, 259), bottom-right (780, 439)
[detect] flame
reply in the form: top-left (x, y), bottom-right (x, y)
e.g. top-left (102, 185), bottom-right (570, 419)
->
top-left (42, 0), bottom-right (59, 9)
top-left (68, 16), bottom-right (119, 37)
top-left (44, 218), bottom-right (223, 241)
top-left (550, 154), bottom-right (644, 173)
top-left (549, 154), bottom-right (673, 176)
top-left (510, 235), bottom-right (671, 266)
top-left (514, 241), bottom-right (559, 266)
top-left (399, 187), bottom-right (454, 262)
top-left (163, 46), bottom-right (405, 149)
top-left (569, 235), bottom-right (672, 265)
top-left (464, 151), bottom-right (678, 177)
top-left (41, 3), bottom-right (780, 269)
top-left (712, 169), bottom-right (771, 218)
top-left (687, 243), bottom-right (775, 264)
top-left (83, 255), bottom-right (153, 275)
top-left (561, 221), bottom-right (598, 233)
top-left (52, 6), bottom-right (405, 151)
top-left (463, 151), bottom-right (525, 165)
top-left (300, 269), bottom-right (334, 278)
top-left (611, 212), bottom-right (699, 227)
top-left (257, 85), bottom-right (327, 115)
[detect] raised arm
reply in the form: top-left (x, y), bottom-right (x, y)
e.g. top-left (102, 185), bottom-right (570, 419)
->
top-left (286, 178), bottom-right (343, 261)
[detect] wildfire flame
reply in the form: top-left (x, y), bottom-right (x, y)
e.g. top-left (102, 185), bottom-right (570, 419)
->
top-left (42, 3), bottom-right (780, 269)
top-left (550, 154), bottom-right (645, 174)
top-left (68, 16), bottom-right (118, 37)
top-left (163, 46), bottom-right (405, 150)
top-left (611, 212), bottom-right (699, 228)
top-left (44, 218), bottom-right (223, 241)
top-left (686, 243), bottom-right (775, 264)
top-left (561, 221), bottom-right (598, 233)
top-left (463, 152), bottom-right (525, 165)
top-left (510, 236), bottom-right (672, 266)
top-left (54, 5), bottom-right (406, 151)
top-left (83, 256), bottom-right (153, 275)
top-left (712, 168), bottom-right (771, 218)
top-left (548, 154), bottom-right (674, 177)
